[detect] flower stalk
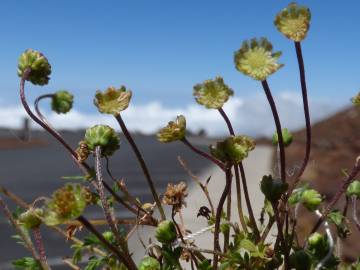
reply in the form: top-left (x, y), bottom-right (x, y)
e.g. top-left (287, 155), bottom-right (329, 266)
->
top-left (115, 114), bottom-right (166, 220)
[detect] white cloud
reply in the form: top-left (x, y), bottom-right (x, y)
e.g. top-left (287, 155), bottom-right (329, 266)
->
top-left (0, 91), bottom-right (344, 137)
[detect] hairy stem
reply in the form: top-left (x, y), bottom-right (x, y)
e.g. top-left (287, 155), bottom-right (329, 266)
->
top-left (115, 114), bottom-right (166, 220)
top-left (181, 137), bottom-right (225, 171)
top-left (94, 146), bottom-right (130, 253)
top-left (261, 80), bottom-right (286, 183)
top-left (213, 167), bottom-right (232, 270)
top-left (0, 196), bottom-right (49, 270)
top-left (272, 202), bottom-right (289, 270)
top-left (77, 215), bottom-right (136, 270)
top-left (224, 182), bottom-right (231, 252)
top-left (33, 228), bottom-right (50, 269)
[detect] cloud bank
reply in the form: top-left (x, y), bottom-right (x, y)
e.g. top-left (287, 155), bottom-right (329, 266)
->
top-left (0, 92), bottom-right (344, 137)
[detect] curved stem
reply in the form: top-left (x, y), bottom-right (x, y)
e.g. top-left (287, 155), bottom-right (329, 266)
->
top-left (218, 107), bottom-right (249, 234)
top-left (261, 80), bottom-right (286, 183)
top-left (115, 114), bottom-right (166, 221)
top-left (213, 167), bottom-right (232, 270)
top-left (311, 160), bottom-right (360, 234)
top-left (77, 215), bottom-right (136, 270)
top-left (181, 137), bottom-right (225, 171)
top-left (20, 71), bottom-right (77, 158)
top-left (290, 41), bottom-right (311, 191)
top-left (94, 146), bottom-right (129, 252)
top-left (34, 94), bottom-right (57, 133)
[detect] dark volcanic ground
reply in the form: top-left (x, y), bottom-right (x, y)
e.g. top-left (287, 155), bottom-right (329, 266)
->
top-left (0, 129), bottom-right (213, 268)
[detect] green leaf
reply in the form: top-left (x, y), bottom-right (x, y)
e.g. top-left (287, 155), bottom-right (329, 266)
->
top-left (84, 256), bottom-right (105, 270)
top-left (12, 257), bottom-right (41, 270)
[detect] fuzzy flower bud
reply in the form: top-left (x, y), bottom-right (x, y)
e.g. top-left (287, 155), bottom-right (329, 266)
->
top-left (51, 90), bottom-right (74, 114)
top-left (346, 180), bottom-right (360, 198)
top-left (274, 3), bottom-right (311, 42)
top-left (138, 257), bottom-right (161, 270)
top-left (157, 115), bottom-right (186, 143)
top-left (260, 175), bottom-right (288, 202)
top-left (351, 92), bottom-right (360, 106)
top-left (84, 125), bottom-right (120, 157)
top-left (18, 208), bottom-right (43, 229)
top-left (17, 49), bottom-right (51, 85)
top-left (43, 185), bottom-right (88, 225)
top-left (210, 135), bottom-right (255, 164)
top-left (155, 220), bottom-right (177, 244)
top-left (272, 128), bottom-right (293, 147)
top-left (234, 38), bottom-right (283, 81)
top-left (94, 86), bottom-right (132, 115)
top-left (193, 77), bottom-right (234, 109)
top-left (308, 232), bottom-right (327, 252)
top-left (301, 189), bottom-right (322, 211)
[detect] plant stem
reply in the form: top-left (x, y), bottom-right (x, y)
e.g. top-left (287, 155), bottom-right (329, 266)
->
top-left (310, 159), bottom-right (360, 234)
top-left (0, 196), bottom-right (50, 270)
top-left (218, 107), bottom-right (249, 233)
top-left (94, 146), bottom-right (130, 253)
top-left (213, 167), bottom-right (232, 270)
top-left (261, 80), bottom-right (286, 183)
top-left (77, 215), bottom-right (137, 270)
top-left (115, 114), bottom-right (166, 221)
top-left (351, 196), bottom-right (360, 231)
top-left (20, 70), bottom-right (77, 158)
top-left (272, 202), bottom-right (289, 270)
top-left (239, 163), bottom-right (260, 240)
top-left (33, 228), bottom-right (50, 269)
top-left (181, 137), bottom-right (225, 171)
top-left (224, 182), bottom-right (231, 252)
top-left (34, 94), bottom-right (58, 133)
top-left (293, 41), bottom-right (311, 186)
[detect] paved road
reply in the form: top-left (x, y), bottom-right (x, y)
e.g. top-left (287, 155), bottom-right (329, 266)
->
top-left (0, 129), bottom-right (214, 269)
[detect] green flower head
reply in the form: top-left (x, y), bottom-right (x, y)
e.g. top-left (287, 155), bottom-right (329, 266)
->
top-left (18, 208), bottom-right (43, 229)
top-left (308, 232), bottom-right (327, 252)
top-left (94, 86), bottom-right (132, 115)
top-left (193, 76), bottom-right (234, 109)
top-left (301, 189), bottom-right (322, 211)
top-left (17, 49), bottom-right (51, 85)
top-left (210, 135), bottom-right (255, 164)
top-left (155, 220), bottom-right (177, 244)
top-left (84, 125), bottom-right (120, 157)
top-left (289, 185), bottom-right (322, 211)
top-left (157, 115), bottom-right (186, 143)
top-left (274, 3), bottom-right (311, 42)
top-left (234, 38), bottom-right (283, 81)
top-left (346, 180), bottom-right (360, 198)
top-left (51, 90), bottom-right (74, 114)
top-left (138, 257), bottom-right (161, 270)
top-left (272, 128), bottom-right (293, 147)
top-left (351, 92), bottom-right (360, 106)
top-left (44, 185), bottom-right (88, 225)
top-left (260, 175), bottom-right (288, 202)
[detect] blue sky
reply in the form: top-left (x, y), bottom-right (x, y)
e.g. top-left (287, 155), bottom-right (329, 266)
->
top-left (0, 1), bottom-right (358, 134)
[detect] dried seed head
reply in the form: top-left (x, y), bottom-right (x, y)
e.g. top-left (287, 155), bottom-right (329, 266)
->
top-left (162, 181), bottom-right (188, 212)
